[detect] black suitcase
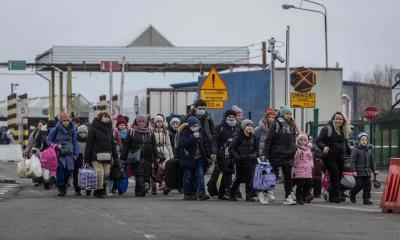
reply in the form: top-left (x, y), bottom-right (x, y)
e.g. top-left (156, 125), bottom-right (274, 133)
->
top-left (165, 159), bottom-right (181, 189)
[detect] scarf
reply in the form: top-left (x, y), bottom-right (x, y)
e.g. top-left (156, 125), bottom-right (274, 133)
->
top-left (134, 126), bottom-right (150, 134)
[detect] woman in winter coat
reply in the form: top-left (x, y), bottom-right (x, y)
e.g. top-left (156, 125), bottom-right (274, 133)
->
top-left (228, 119), bottom-right (258, 202)
top-left (316, 112), bottom-right (352, 203)
top-left (263, 106), bottom-right (298, 205)
top-left (84, 112), bottom-right (118, 198)
top-left (168, 118), bottom-right (181, 158)
top-left (47, 112), bottom-right (79, 197)
top-left (179, 116), bottom-right (211, 201)
top-left (24, 120), bottom-right (45, 159)
top-left (254, 108), bottom-right (276, 156)
top-left (125, 115), bottom-right (157, 197)
top-left (152, 115), bottom-right (174, 194)
top-left (211, 109), bottom-right (240, 200)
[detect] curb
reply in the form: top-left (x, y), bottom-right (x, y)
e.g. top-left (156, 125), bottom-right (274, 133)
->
top-left (0, 179), bottom-right (17, 184)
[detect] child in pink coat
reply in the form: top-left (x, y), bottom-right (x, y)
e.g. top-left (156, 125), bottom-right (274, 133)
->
top-left (292, 133), bottom-right (314, 204)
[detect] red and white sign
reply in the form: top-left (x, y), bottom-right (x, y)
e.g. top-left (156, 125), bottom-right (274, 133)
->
top-left (363, 106), bottom-right (379, 121)
top-left (100, 61), bottom-right (121, 71)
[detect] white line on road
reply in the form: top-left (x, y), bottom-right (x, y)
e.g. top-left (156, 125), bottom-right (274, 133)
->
top-left (309, 204), bottom-right (381, 213)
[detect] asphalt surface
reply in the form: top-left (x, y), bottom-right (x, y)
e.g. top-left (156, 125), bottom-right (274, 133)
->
top-left (1, 161), bottom-right (399, 240)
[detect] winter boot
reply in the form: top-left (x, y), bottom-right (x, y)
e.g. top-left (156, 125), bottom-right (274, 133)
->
top-left (74, 190), bottom-right (82, 196)
top-left (228, 188), bottom-right (237, 201)
top-left (151, 187), bottom-right (158, 195)
top-left (236, 190), bottom-right (243, 199)
top-left (350, 193), bottom-right (356, 203)
top-left (198, 194), bottom-right (210, 201)
top-left (86, 190), bottom-right (92, 196)
top-left (218, 191), bottom-right (229, 200)
top-left (57, 187), bottom-right (66, 197)
top-left (163, 188), bottom-right (171, 196)
top-left (246, 194), bottom-right (256, 202)
top-left (363, 198), bottom-right (373, 205)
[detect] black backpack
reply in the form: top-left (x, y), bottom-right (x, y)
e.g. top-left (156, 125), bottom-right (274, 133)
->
top-left (0, 131), bottom-right (10, 145)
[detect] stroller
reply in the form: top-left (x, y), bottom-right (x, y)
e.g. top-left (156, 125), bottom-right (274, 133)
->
top-left (322, 171), bottom-right (356, 201)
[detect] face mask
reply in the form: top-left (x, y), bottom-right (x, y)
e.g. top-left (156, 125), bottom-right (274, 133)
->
top-left (190, 126), bottom-right (200, 132)
top-left (226, 119), bottom-right (237, 127)
top-left (196, 109), bottom-right (206, 117)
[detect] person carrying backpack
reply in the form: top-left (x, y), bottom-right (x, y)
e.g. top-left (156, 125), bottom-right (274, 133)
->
top-left (228, 119), bottom-right (258, 202)
top-left (263, 106), bottom-right (297, 205)
top-left (47, 112), bottom-right (79, 197)
top-left (211, 109), bottom-right (240, 200)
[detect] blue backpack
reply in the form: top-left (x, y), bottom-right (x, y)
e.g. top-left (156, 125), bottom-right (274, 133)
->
top-left (252, 158), bottom-right (276, 191)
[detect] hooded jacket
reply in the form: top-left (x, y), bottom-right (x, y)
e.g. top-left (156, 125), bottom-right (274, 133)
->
top-left (292, 144), bottom-right (314, 179)
top-left (84, 118), bottom-right (117, 163)
top-left (229, 130), bottom-right (258, 168)
top-left (179, 126), bottom-right (210, 169)
top-left (263, 117), bottom-right (296, 164)
top-left (125, 128), bottom-right (157, 163)
top-left (351, 143), bottom-right (377, 176)
top-left (211, 121), bottom-right (240, 159)
top-left (180, 108), bottom-right (215, 142)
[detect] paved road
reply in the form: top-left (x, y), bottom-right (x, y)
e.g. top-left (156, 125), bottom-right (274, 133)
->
top-left (1, 162), bottom-right (399, 240)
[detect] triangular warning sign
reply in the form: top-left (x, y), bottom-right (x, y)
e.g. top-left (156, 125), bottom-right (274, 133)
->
top-left (201, 68), bottom-right (227, 90)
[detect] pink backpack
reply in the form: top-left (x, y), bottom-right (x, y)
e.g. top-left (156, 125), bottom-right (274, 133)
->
top-left (40, 144), bottom-right (58, 176)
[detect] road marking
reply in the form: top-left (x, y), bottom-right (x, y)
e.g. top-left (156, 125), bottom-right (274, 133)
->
top-left (309, 204), bottom-right (381, 213)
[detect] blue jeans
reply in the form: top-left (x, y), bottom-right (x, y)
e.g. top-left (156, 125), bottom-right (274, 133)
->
top-left (56, 163), bottom-right (72, 188)
top-left (183, 163), bottom-right (206, 196)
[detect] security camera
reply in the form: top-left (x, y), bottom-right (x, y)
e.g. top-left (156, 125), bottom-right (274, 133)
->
top-left (276, 54), bottom-right (285, 63)
top-left (268, 44), bottom-right (273, 53)
top-left (267, 37), bottom-right (276, 53)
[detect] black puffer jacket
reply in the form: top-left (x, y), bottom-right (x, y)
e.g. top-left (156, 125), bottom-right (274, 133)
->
top-left (229, 130), bottom-right (258, 168)
top-left (351, 143), bottom-right (376, 176)
top-left (263, 117), bottom-right (296, 164)
top-left (84, 118), bottom-right (117, 163)
top-left (316, 121), bottom-right (350, 159)
top-left (126, 130), bottom-right (157, 163)
top-left (211, 121), bottom-right (240, 160)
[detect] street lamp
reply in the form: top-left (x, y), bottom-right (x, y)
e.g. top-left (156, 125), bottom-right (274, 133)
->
top-left (282, 0), bottom-right (328, 68)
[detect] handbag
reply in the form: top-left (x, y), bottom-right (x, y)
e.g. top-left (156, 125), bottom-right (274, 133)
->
top-left (111, 162), bottom-right (127, 180)
top-left (127, 148), bottom-right (142, 164)
top-left (60, 142), bottom-right (73, 156)
top-left (96, 152), bottom-right (112, 161)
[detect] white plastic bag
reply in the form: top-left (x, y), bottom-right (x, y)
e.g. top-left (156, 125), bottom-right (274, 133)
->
top-left (16, 159), bottom-right (27, 178)
top-left (26, 155), bottom-right (43, 178)
top-left (42, 168), bottom-right (51, 181)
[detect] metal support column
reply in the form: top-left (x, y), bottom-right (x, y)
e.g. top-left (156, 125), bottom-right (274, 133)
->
top-left (50, 69), bottom-right (55, 119)
top-left (67, 65), bottom-right (72, 113)
top-left (59, 71), bottom-right (64, 113)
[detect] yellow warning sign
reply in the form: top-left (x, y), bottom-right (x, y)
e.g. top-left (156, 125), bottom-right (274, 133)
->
top-left (290, 92), bottom-right (316, 108)
top-left (201, 68), bottom-right (227, 90)
top-left (206, 101), bottom-right (224, 109)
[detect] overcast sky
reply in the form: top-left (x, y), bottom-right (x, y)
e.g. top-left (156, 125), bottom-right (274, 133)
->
top-left (0, 0), bottom-right (399, 102)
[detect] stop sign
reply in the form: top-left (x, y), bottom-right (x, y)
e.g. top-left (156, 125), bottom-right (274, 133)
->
top-left (364, 106), bottom-right (379, 121)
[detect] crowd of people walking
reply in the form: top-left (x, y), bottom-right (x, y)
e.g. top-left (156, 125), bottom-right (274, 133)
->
top-left (21, 99), bottom-right (379, 205)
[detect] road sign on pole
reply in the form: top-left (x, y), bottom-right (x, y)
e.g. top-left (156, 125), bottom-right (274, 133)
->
top-left (290, 92), bottom-right (316, 108)
top-left (8, 60), bottom-right (26, 70)
top-left (206, 101), bottom-right (224, 109)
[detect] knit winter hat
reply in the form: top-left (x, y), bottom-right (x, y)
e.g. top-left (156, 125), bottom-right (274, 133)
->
top-left (77, 125), bottom-right (88, 134)
top-left (357, 132), bottom-right (368, 142)
top-left (153, 115), bottom-right (164, 123)
top-left (187, 116), bottom-right (200, 126)
top-left (279, 106), bottom-right (292, 116)
top-left (265, 108), bottom-right (276, 117)
top-left (135, 115), bottom-right (148, 124)
top-left (169, 117), bottom-right (180, 125)
top-left (224, 109), bottom-right (237, 118)
top-left (241, 119), bottom-right (254, 129)
top-left (297, 133), bottom-right (308, 143)
top-left (232, 105), bottom-right (244, 115)
top-left (116, 115), bottom-right (127, 127)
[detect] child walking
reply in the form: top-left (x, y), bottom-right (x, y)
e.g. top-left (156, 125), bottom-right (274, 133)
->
top-left (292, 133), bottom-right (314, 204)
top-left (350, 132), bottom-right (378, 205)
top-left (74, 125), bottom-right (88, 195)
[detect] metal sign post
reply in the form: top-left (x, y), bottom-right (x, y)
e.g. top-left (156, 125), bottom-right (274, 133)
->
top-left (120, 57), bottom-right (126, 115)
top-left (109, 62), bottom-right (113, 115)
